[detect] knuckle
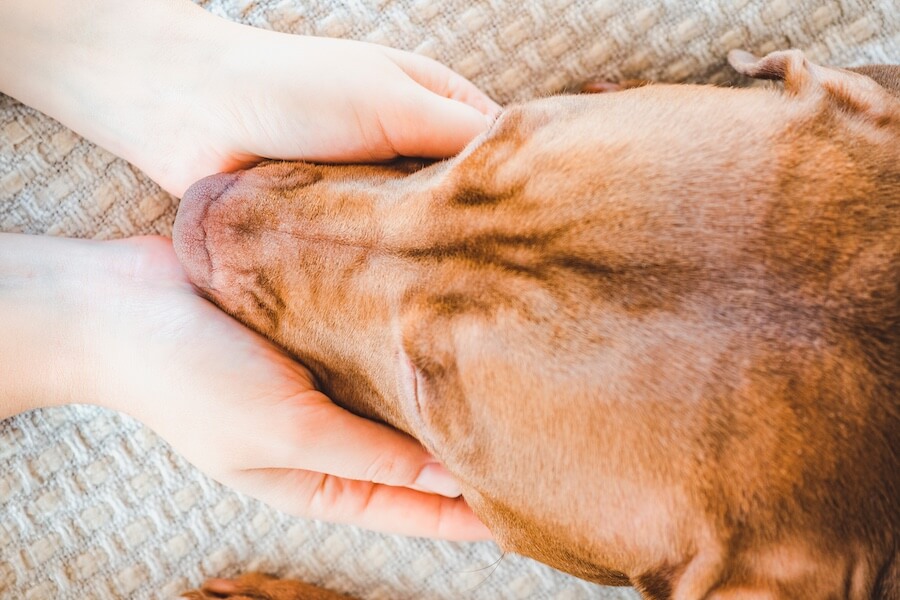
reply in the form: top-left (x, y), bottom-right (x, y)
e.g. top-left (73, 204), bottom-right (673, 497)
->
top-left (362, 452), bottom-right (415, 486)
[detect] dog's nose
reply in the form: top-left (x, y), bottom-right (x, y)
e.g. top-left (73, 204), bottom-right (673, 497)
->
top-left (172, 171), bottom-right (239, 290)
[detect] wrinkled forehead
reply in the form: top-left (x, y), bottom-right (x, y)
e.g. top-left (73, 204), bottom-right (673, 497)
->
top-left (485, 85), bottom-right (799, 165)
top-left (536, 83), bottom-right (796, 133)
top-left (446, 84), bottom-right (803, 211)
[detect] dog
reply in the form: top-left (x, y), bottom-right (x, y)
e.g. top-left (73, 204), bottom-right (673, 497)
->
top-left (173, 50), bottom-right (899, 599)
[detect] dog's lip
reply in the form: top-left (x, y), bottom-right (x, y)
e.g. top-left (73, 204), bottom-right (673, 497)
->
top-left (173, 171), bottom-right (240, 290)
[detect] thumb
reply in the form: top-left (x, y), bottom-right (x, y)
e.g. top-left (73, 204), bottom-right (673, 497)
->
top-left (386, 48), bottom-right (501, 117)
top-left (386, 89), bottom-right (495, 158)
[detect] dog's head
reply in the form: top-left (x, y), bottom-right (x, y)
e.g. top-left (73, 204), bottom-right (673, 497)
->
top-left (174, 51), bottom-right (899, 593)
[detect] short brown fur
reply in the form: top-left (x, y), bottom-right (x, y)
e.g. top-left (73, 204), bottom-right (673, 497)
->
top-left (175, 51), bottom-right (899, 599)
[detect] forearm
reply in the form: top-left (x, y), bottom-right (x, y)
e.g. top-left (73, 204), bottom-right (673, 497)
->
top-left (0, 0), bottom-right (220, 163)
top-left (0, 234), bottom-right (105, 419)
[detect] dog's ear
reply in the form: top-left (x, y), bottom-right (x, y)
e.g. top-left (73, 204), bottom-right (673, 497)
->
top-left (728, 49), bottom-right (813, 91)
top-left (728, 49), bottom-right (898, 121)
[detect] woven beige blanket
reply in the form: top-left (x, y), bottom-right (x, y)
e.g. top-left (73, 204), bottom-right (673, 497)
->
top-left (1, 1), bottom-right (896, 598)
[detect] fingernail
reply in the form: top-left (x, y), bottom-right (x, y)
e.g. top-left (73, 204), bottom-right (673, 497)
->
top-left (415, 463), bottom-right (462, 498)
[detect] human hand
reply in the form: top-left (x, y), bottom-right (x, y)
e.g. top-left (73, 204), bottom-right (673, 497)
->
top-left (0, 0), bottom-right (500, 197)
top-left (0, 233), bottom-right (489, 540)
top-left (149, 29), bottom-right (502, 197)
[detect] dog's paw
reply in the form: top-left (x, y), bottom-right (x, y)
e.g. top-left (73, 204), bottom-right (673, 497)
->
top-left (182, 572), bottom-right (355, 600)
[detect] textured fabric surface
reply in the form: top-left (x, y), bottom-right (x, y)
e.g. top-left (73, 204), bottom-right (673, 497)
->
top-left (1, 1), bottom-right (897, 598)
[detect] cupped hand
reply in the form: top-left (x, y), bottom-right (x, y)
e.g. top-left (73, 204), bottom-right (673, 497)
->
top-left (177, 32), bottom-right (502, 194)
top-left (2, 1), bottom-right (500, 196)
top-left (46, 4), bottom-right (500, 197)
top-left (89, 236), bottom-right (490, 540)
top-left (0, 0), bottom-right (497, 539)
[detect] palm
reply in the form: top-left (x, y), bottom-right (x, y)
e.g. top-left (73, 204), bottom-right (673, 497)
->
top-left (105, 236), bottom-right (487, 540)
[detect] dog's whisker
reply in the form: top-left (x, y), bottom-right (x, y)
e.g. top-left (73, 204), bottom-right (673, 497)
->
top-left (461, 552), bottom-right (507, 593)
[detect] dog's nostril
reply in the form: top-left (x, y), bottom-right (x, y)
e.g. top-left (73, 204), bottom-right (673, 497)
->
top-left (173, 171), bottom-right (240, 290)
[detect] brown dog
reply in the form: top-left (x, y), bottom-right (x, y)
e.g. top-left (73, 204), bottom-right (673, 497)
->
top-left (173, 50), bottom-right (899, 599)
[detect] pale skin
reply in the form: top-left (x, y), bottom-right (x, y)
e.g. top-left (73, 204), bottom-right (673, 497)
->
top-left (0, 0), bottom-right (499, 540)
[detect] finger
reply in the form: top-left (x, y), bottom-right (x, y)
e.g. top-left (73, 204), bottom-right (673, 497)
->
top-left (265, 390), bottom-right (461, 497)
top-left (385, 49), bottom-right (502, 117)
top-left (232, 468), bottom-right (493, 541)
top-left (381, 88), bottom-right (495, 158)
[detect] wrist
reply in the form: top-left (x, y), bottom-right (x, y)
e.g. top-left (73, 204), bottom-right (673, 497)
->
top-left (0, 235), bottom-right (104, 418)
top-left (0, 0), bottom-right (223, 178)
top-left (0, 234), bottom-right (164, 420)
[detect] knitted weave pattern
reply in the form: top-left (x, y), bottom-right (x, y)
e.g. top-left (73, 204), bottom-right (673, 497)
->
top-left (1, 1), bottom-right (896, 598)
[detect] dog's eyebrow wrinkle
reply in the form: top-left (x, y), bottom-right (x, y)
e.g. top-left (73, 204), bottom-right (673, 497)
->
top-left (548, 256), bottom-right (628, 278)
top-left (247, 288), bottom-right (279, 330)
top-left (266, 167), bottom-right (324, 191)
top-left (428, 292), bottom-right (494, 316)
top-left (397, 232), bottom-right (561, 282)
top-left (449, 183), bottom-right (524, 207)
top-left (398, 231), bottom-right (557, 259)
top-left (262, 227), bottom-right (380, 251)
top-left (262, 226), bottom-right (556, 260)
top-left (255, 271), bottom-right (286, 310)
top-left (259, 219), bottom-right (698, 320)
